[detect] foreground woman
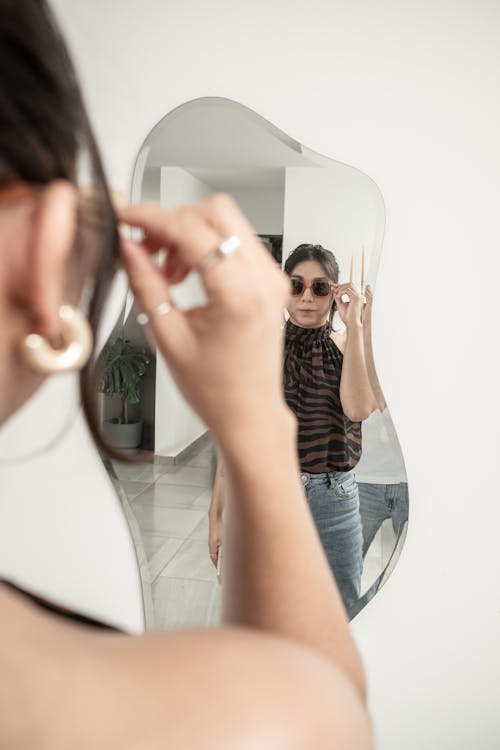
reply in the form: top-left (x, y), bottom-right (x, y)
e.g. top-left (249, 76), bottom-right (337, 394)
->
top-left (0, 1), bottom-right (371, 747)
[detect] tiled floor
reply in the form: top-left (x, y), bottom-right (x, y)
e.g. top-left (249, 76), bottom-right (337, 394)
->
top-left (113, 441), bottom-right (222, 630)
top-left (113, 440), bottom-right (399, 630)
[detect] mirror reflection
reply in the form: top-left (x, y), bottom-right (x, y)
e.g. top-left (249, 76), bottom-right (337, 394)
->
top-left (103, 97), bottom-right (408, 627)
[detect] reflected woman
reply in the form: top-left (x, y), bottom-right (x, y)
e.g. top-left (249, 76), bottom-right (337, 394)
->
top-left (283, 244), bottom-right (376, 618)
top-left (210, 244), bottom-right (376, 618)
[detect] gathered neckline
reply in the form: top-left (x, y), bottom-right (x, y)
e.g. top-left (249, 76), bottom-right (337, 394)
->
top-left (285, 319), bottom-right (332, 343)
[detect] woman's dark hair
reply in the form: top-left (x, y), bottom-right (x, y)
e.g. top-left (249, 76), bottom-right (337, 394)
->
top-left (284, 244), bottom-right (339, 323)
top-left (0, 0), bottom-right (123, 458)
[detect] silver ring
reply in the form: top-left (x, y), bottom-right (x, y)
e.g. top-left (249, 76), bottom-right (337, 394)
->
top-left (137, 301), bottom-right (173, 326)
top-left (198, 235), bottom-right (241, 272)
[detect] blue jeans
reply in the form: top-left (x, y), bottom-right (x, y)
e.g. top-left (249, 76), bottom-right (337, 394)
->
top-left (301, 469), bottom-right (363, 620)
top-left (358, 482), bottom-right (409, 557)
top-left (357, 482), bottom-right (409, 608)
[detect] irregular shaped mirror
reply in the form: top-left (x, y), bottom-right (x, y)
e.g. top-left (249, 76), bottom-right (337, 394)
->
top-left (104, 97), bottom-right (408, 628)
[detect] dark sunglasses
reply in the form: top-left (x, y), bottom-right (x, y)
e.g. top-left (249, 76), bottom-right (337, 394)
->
top-left (290, 276), bottom-right (334, 297)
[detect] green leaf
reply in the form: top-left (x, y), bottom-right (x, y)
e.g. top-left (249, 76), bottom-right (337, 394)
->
top-left (98, 336), bottom-right (151, 407)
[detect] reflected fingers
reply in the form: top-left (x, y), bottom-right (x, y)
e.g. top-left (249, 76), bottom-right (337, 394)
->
top-left (334, 282), bottom-right (366, 306)
top-left (335, 282), bottom-right (362, 298)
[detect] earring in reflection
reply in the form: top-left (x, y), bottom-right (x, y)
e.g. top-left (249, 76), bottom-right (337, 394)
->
top-left (20, 305), bottom-right (93, 375)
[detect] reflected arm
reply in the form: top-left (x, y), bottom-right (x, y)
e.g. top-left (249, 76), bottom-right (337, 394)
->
top-left (338, 323), bottom-right (377, 422)
top-left (208, 459), bottom-right (225, 567)
top-left (362, 287), bottom-right (387, 412)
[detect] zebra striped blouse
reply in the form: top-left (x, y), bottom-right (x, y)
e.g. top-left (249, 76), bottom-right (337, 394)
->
top-left (283, 320), bottom-right (362, 473)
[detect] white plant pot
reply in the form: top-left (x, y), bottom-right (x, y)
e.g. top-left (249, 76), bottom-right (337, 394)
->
top-left (103, 419), bottom-right (143, 450)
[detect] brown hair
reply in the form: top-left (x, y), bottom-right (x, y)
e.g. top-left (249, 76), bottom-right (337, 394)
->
top-left (0, 0), bottom-right (125, 459)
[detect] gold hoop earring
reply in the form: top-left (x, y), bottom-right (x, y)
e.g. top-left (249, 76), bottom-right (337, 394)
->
top-left (20, 305), bottom-right (93, 375)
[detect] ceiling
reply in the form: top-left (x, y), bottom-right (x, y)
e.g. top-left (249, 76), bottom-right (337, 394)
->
top-left (142, 97), bottom-right (323, 191)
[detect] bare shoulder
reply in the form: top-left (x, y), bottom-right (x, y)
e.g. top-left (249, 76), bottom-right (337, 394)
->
top-left (1, 588), bottom-right (372, 749)
top-left (331, 331), bottom-right (346, 354)
top-left (59, 624), bottom-right (372, 749)
top-left (109, 628), bottom-right (373, 750)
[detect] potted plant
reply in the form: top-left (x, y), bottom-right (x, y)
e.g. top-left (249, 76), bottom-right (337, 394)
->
top-left (99, 336), bottom-right (150, 450)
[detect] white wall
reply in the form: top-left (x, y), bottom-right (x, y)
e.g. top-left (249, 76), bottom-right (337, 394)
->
top-left (230, 189), bottom-right (284, 234)
top-left (142, 166), bottom-right (160, 201)
top-left (160, 165), bottom-right (213, 207)
top-left (155, 361), bottom-right (206, 457)
top-left (282, 165), bottom-right (384, 284)
top-left (154, 166), bottom-right (209, 456)
top-left (44, 2), bottom-right (500, 747)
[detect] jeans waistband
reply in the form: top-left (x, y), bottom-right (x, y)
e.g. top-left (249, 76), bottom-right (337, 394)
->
top-left (300, 469), bottom-right (354, 487)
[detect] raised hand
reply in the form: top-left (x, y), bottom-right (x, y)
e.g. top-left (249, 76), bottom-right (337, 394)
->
top-left (119, 195), bottom-right (290, 445)
top-left (333, 282), bottom-right (364, 329)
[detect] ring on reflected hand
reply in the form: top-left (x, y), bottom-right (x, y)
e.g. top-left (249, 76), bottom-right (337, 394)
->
top-left (198, 234), bottom-right (241, 272)
top-left (137, 301), bottom-right (173, 326)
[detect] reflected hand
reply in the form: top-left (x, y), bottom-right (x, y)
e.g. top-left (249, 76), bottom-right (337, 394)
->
top-left (119, 195), bottom-right (290, 444)
top-left (208, 517), bottom-right (223, 569)
top-left (333, 282), bottom-right (364, 328)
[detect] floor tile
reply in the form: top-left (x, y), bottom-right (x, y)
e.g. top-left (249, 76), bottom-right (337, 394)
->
top-left (140, 533), bottom-right (171, 561)
top-left (155, 465), bottom-right (213, 487)
top-left (152, 577), bottom-right (221, 629)
top-left (148, 537), bottom-right (185, 581)
top-left (112, 462), bottom-right (146, 481)
top-left (114, 462), bottom-right (172, 484)
top-left (132, 483), bottom-right (206, 509)
top-left (131, 505), bottom-right (204, 537)
top-left (117, 480), bottom-right (151, 501)
top-left (159, 538), bottom-right (217, 583)
top-left (187, 514), bottom-right (210, 542)
top-left (185, 449), bottom-right (215, 470)
top-left (191, 488), bottom-right (213, 510)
